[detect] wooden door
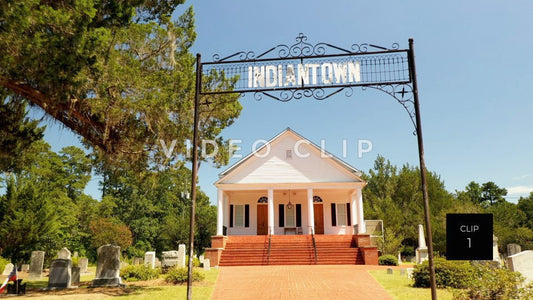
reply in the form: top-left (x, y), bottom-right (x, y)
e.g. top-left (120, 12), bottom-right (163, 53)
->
top-left (314, 204), bottom-right (324, 234)
top-left (257, 205), bottom-right (268, 235)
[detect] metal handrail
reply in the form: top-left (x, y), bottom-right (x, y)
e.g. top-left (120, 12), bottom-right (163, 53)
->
top-left (310, 227), bottom-right (318, 264)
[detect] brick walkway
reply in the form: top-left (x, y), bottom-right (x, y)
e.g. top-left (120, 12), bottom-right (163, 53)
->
top-left (211, 265), bottom-right (399, 300)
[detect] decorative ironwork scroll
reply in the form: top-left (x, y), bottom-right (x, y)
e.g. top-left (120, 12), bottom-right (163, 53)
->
top-left (199, 33), bottom-right (417, 129)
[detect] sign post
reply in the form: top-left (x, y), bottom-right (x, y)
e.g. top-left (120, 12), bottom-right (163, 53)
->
top-left (186, 34), bottom-right (437, 299)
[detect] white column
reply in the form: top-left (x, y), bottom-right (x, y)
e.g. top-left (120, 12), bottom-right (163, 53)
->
top-left (223, 194), bottom-right (229, 232)
top-left (307, 188), bottom-right (315, 234)
top-left (355, 188), bottom-right (366, 234)
top-left (268, 188), bottom-right (274, 235)
top-left (216, 189), bottom-right (224, 235)
top-left (351, 193), bottom-right (358, 233)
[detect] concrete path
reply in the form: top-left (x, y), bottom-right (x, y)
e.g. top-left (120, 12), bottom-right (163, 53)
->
top-left (211, 265), bottom-right (397, 300)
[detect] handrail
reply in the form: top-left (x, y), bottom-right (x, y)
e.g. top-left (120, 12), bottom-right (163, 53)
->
top-left (310, 227), bottom-right (318, 264)
top-left (267, 227), bottom-right (272, 265)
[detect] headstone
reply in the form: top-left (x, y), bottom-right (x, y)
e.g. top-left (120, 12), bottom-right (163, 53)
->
top-left (48, 259), bottom-right (72, 288)
top-left (400, 269), bottom-right (406, 276)
top-left (162, 251), bottom-right (179, 269)
top-left (507, 250), bottom-right (533, 283)
top-left (2, 263), bottom-right (14, 275)
top-left (78, 258), bottom-right (88, 273)
top-left (415, 224), bottom-right (428, 264)
top-left (73, 252), bottom-right (79, 258)
top-left (199, 255), bottom-right (205, 264)
top-left (21, 264), bottom-right (30, 272)
top-left (203, 259), bottom-right (210, 271)
top-left (145, 252), bottom-right (156, 269)
top-left (57, 247), bottom-right (71, 260)
top-left (71, 267), bottom-right (80, 285)
top-left (397, 253), bottom-right (402, 264)
top-left (507, 243), bottom-right (522, 256)
top-left (120, 262), bottom-right (129, 269)
top-left (133, 257), bottom-right (143, 265)
top-left (387, 268), bottom-right (393, 275)
top-left (178, 244), bottom-right (186, 268)
top-left (29, 251), bottom-right (45, 280)
top-left (90, 245), bottom-right (123, 287)
top-left (492, 235), bottom-right (501, 264)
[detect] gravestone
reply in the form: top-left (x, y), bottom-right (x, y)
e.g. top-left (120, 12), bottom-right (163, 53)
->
top-left (2, 263), bottom-right (14, 275)
top-left (507, 250), bottom-right (533, 282)
top-left (48, 259), bottom-right (72, 288)
top-left (133, 257), bottom-right (143, 265)
top-left (57, 247), bottom-right (71, 260)
top-left (120, 262), bottom-right (129, 269)
top-left (492, 235), bottom-right (501, 264)
top-left (91, 245), bottom-right (123, 287)
top-left (387, 268), bottom-right (393, 275)
top-left (203, 259), bottom-right (210, 271)
top-left (71, 267), bottom-right (81, 285)
top-left (144, 252), bottom-right (156, 269)
top-left (162, 251), bottom-right (179, 269)
top-left (397, 253), bottom-right (402, 264)
top-left (400, 269), bottom-right (406, 276)
top-left (21, 264), bottom-right (30, 272)
top-left (29, 251), bottom-right (45, 280)
top-left (78, 258), bottom-right (88, 273)
top-left (178, 244), bottom-right (186, 268)
top-left (507, 243), bottom-right (522, 256)
top-left (199, 255), bottom-right (205, 264)
top-left (73, 252), bottom-right (78, 258)
top-left (415, 224), bottom-right (428, 264)
top-left (406, 267), bottom-right (414, 279)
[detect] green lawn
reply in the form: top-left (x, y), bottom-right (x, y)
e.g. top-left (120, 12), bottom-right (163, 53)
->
top-left (369, 269), bottom-right (454, 300)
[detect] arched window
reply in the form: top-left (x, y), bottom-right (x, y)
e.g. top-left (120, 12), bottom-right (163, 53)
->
top-left (313, 196), bottom-right (323, 202)
top-left (258, 196), bottom-right (268, 203)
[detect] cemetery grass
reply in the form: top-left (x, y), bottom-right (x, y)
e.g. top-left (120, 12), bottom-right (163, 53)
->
top-left (17, 267), bottom-right (219, 299)
top-left (369, 270), bottom-right (454, 300)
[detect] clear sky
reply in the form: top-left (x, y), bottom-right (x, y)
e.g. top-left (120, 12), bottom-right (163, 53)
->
top-left (40, 0), bottom-right (533, 204)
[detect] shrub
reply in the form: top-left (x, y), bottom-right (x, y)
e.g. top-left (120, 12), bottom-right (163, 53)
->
top-left (71, 256), bottom-right (79, 267)
top-left (0, 257), bottom-right (10, 272)
top-left (120, 264), bottom-right (160, 282)
top-left (412, 257), bottom-right (475, 289)
top-left (185, 255), bottom-right (201, 268)
top-left (165, 267), bottom-right (204, 284)
top-left (453, 263), bottom-right (533, 300)
top-left (378, 254), bottom-right (398, 266)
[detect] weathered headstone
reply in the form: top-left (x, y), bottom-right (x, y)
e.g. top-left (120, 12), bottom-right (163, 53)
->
top-left (78, 258), bottom-right (88, 273)
top-left (91, 245), bottom-right (123, 287)
top-left (144, 252), bottom-right (156, 269)
top-left (397, 253), bottom-right (402, 264)
top-left (21, 264), bottom-right (30, 272)
top-left (162, 251), bottom-right (179, 269)
top-left (199, 255), bottom-right (205, 264)
top-left (57, 247), bottom-right (71, 260)
top-left (400, 268), bottom-right (406, 276)
top-left (178, 244), bottom-right (186, 268)
top-left (203, 259), bottom-right (210, 271)
top-left (507, 250), bottom-right (533, 282)
top-left (73, 252), bottom-right (78, 258)
top-left (133, 257), bottom-right (143, 265)
top-left (29, 251), bottom-right (45, 280)
top-left (415, 224), bottom-right (428, 264)
top-left (492, 235), bottom-right (501, 264)
top-left (71, 267), bottom-right (80, 285)
top-left (2, 263), bottom-right (14, 275)
top-left (387, 268), bottom-right (393, 275)
top-left (48, 259), bottom-right (72, 288)
top-left (507, 243), bottom-right (522, 256)
top-left (406, 267), bottom-right (414, 279)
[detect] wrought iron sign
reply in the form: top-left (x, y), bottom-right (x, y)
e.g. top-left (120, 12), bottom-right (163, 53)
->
top-left (187, 34), bottom-right (438, 300)
top-left (199, 33), bottom-right (416, 129)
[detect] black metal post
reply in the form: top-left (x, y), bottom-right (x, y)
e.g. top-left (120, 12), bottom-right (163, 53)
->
top-left (186, 53), bottom-right (202, 300)
top-left (409, 38), bottom-right (437, 300)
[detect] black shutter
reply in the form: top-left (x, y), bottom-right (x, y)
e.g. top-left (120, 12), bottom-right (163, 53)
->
top-left (346, 203), bottom-right (351, 226)
top-left (245, 205), bottom-right (250, 227)
top-left (229, 205), bottom-right (234, 227)
top-left (296, 204), bottom-right (302, 227)
top-left (331, 203), bottom-right (337, 226)
top-left (279, 204), bottom-right (284, 227)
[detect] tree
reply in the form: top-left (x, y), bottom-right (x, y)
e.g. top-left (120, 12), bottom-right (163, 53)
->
top-left (518, 192), bottom-right (533, 229)
top-left (89, 217), bottom-right (133, 251)
top-left (481, 181), bottom-right (507, 207)
top-left (0, 1), bottom-right (241, 165)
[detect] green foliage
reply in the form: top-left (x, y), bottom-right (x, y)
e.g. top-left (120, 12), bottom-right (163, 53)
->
top-left (185, 255), bottom-right (201, 268)
top-left (378, 254), bottom-right (398, 266)
top-left (453, 263), bottom-right (533, 300)
top-left (120, 264), bottom-right (161, 282)
top-left (164, 267), bottom-right (204, 284)
top-left (0, 257), bottom-right (10, 272)
top-left (412, 258), bottom-right (475, 289)
top-left (89, 217), bottom-right (133, 251)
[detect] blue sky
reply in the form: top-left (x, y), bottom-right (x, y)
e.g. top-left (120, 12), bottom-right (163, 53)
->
top-left (41, 0), bottom-right (533, 204)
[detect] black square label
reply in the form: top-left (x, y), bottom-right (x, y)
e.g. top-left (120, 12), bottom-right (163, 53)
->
top-left (446, 213), bottom-right (493, 260)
